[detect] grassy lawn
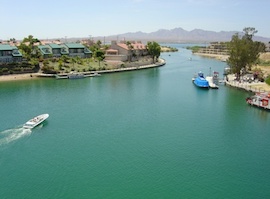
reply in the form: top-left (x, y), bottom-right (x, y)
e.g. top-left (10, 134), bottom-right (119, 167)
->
top-left (51, 59), bottom-right (107, 73)
top-left (42, 56), bottom-right (155, 74)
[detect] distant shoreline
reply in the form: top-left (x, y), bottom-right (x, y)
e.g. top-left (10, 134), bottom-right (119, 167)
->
top-left (194, 52), bottom-right (229, 61)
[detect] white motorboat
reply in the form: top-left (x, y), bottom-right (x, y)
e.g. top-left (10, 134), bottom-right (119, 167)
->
top-left (23, 114), bottom-right (49, 129)
top-left (205, 69), bottom-right (219, 89)
top-left (205, 76), bottom-right (219, 89)
top-left (68, 73), bottom-right (84, 79)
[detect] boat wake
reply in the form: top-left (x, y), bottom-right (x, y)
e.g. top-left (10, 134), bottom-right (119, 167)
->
top-left (0, 127), bottom-right (32, 146)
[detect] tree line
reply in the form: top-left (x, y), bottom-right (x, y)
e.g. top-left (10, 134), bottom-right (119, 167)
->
top-left (1, 35), bottom-right (162, 74)
top-left (16, 36), bottom-right (161, 65)
top-left (227, 27), bottom-right (267, 81)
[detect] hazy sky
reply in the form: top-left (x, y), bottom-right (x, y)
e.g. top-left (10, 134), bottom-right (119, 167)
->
top-left (1, 0), bottom-right (270, 40)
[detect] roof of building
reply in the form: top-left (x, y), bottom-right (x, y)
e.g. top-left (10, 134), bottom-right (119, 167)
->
top-left (106, 49), bottom-right (118, 52)
top-left (49, 43), bottom-right (62, 49)
top-left (38, 45), bottom-right (53, 55)
top-left (59, 45), bottom-right (69, 54)
top-left (116, 42), bottom-right (146, 50)
top-left (0, 44), bottom-right (17, 51)
top-left (65, 43), bottom-right (86, 49)
top-left (0, 44), bottom-right (22, 56)
top-left (64, 43), bottom-right (92, 54)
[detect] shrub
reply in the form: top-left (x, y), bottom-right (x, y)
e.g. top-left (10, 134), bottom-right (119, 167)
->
top-left (43, 60), bottom-right (49, 67)
top-left (2, 68), bottom-right (9, 73)
top-left (13, 67), bottom-right (22, 72)
top-left (265, 75), bottom-right (270, 85)
top-left (258, 59), bottom-right (270, 66)
top-left (42, 66), bottom-right (57, 74)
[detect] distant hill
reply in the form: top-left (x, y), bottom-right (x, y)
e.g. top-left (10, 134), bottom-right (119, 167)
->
top-left (98, 27), bottom-right (270, 43)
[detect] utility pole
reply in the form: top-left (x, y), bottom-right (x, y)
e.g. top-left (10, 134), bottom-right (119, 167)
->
top-left (89, 35), bottom-right (91, 45)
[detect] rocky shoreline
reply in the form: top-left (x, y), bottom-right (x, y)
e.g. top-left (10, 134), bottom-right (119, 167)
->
top-left (0, 59), bottom-right (166, 82)
top-left (225, 74), bottom-right (270, 92)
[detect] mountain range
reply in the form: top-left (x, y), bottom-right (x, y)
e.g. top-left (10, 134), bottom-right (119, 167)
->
top-left (98, 27), bottom-right (270, 43)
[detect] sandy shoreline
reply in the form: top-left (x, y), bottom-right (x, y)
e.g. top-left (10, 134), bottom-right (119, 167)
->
top-left (0, 73), bottom-right (40, 82)
top-left (194, 52), bottom-right (229, 61)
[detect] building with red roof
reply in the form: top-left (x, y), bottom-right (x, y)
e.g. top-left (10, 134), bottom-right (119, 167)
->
top-left (105, 40), bottom-right (148, 61)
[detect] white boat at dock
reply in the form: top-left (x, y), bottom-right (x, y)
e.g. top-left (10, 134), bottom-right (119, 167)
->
top-left (68, 73), bottom-right (85, 79)
top-left (205, 69), bottom-right (219, 89)
top-left (84, 72), bottom-right (101, 77)
top-left (55, 74), bottom-right (68, 79)
top-left (23, 114), bottom-right (49, 129)
top-left (205, 76), bottom-right (218, 89)
top-left (55, 72), bottom-right (100, 79)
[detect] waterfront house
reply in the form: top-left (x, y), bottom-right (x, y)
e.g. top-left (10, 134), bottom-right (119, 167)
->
top-left (197, 42), bottom-right (229, 55)
top-left (105, 41), bottom-right (148, 61)
top-left (0, 44), bottom-right (22, 64)
top-left (38, 43), bottom-right (92, 59)
top-left (64, 43), bottom-right (92, 58)
top-left (38, 45), bottom-right (53, 59)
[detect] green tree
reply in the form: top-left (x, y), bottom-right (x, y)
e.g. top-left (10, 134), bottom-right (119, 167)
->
top-left (227, 27), bottom-right (265, 80)
top-left (94, 50), bottom-right (105, 66)
top-left (9, 38), bottom-right (16, 43)
top-left (96, 40), bottom-right (102, 48)
top-left (18, 35), bottom-right (41, 60)
top-left (28, 58), bottom-right (39, 68)
top-left (60, 55), bottom-right (70, 66)
top-left (147, 41), bottom-right (161, 63)
top-left (243, 27), bottom-right (257, 39)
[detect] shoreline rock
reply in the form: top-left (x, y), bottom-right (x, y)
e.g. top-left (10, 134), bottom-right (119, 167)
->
top-left (0, 59), bottom-right (166, 82)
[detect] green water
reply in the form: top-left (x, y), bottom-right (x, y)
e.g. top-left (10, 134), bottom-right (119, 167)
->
top-left (1, 44), bottom-right (270, 198)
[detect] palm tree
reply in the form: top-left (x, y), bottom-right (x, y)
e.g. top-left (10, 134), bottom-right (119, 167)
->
top-left (126, 41), bottom-right (134, 62)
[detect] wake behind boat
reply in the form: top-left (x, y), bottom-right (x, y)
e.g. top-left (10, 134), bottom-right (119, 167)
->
top-left (23, 114), bottom-right (49, 129)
